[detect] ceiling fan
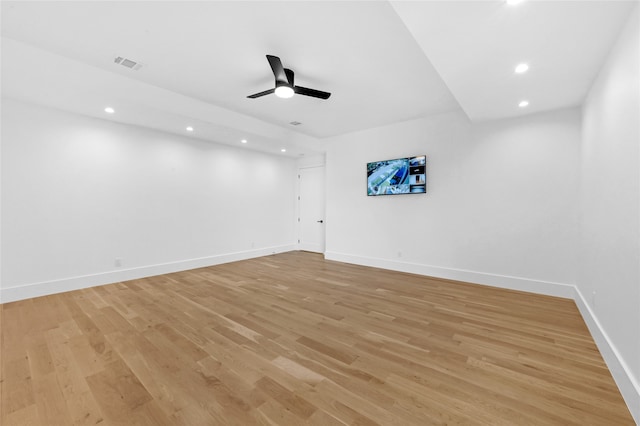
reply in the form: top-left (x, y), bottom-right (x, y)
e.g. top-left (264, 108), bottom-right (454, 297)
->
top-left (247, 55), bottom-right (331, 100)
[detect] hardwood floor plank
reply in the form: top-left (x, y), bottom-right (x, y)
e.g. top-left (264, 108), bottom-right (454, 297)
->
top-left (255, 376), bottom-right (317, 420)
top-left (3, 403), bottom-right (40, 426)
top-left (2, 356), bottom-right (35, 415)
top-left (1, 252), bottom-right (634, 424)
top-left (31, 373), bottom-right (73, 425)
top-left (85, 358), bottom-right (153, 414)
top-left (46, 327), bottom-right (106, 426)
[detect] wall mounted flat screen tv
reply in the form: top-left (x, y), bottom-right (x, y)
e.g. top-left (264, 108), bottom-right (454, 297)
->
top-left (367, 155), bottom-right (426, 196)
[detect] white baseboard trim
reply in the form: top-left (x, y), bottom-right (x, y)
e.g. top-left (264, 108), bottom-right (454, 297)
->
top-left (324, 251), bottom-right (575, 298)
top-left (324, 251), bottom-right (638, 423)
top-left (573, 287), bottom-right (640, 423)
top-left (0, 244), bottom-right (296, 304)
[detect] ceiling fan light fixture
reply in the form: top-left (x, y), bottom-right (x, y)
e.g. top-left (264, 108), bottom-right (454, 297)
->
top-left (247, 55), bottom-right (330, 100)
top-left (275, 85), bottom-right (294, 99)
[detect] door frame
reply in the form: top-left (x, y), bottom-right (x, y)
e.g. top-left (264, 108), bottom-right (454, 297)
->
top-left (297, 165), bottom-right (326, 253)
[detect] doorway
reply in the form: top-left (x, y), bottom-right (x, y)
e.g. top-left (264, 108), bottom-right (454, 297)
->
top-left (298, 166), bottom-right (325, 253)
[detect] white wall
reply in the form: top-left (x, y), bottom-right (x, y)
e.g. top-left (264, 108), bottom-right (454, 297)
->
top-left (325, 108), bottom-right (580, 296)
top-left (297, 153), bottom-right (325, 169)
top-left (579, 7), bottom-right (640, 421)
top-left (324, 11), bottom-right (640, 417)
top-left (1, 98), bottom-right (297, 302)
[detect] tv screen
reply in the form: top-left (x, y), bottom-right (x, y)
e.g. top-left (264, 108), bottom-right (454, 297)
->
top-left (367, 155), bottom-right (426, 196)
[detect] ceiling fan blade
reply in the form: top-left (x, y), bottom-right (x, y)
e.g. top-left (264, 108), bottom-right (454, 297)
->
top-left (284, 68), bottom-right (294, 86)
top-left (247, 88), bottom-right (275, 99)
top-left (266, 55), bottom-right (288, 85)
top-left (294, 86), bottom-right (331, 99)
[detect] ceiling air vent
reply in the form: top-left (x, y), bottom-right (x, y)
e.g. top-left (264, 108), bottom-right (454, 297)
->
top-left (114, 56), bottom-right (143, 71)
top-left (289, 121), bottom-right (302, 126)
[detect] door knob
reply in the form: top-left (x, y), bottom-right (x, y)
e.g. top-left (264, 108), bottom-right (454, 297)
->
top-left (317, 220), bottom-right (324, 223)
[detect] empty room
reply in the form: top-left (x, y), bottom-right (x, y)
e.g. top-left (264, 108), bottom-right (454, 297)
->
top-left (1, 1), bottom-right (638, 425)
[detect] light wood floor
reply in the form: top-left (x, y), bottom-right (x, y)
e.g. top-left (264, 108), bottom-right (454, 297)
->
top-left (0, 252), bottom-right (634, 425)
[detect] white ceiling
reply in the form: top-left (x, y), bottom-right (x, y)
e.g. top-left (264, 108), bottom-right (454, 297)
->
top-left (1, 1), bottom-right (636, 156)
top-left (391, 0), bottom-right (636, 122)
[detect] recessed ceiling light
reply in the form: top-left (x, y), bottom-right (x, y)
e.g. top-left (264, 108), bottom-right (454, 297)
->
top-left (186, 126), bottom-right (194, 132)
top-left (104, 107), bottom-right (115, 114)
top-left (515, 63), bottom-right (529, 74)
top-left (519, 100), bottom-right (529, 108)
top-left (281, 148), bottom-right (287, 153)
top-left (241, 139), bottom-right (247, 144)
top-left (506, 0), bottom-right (525, 5)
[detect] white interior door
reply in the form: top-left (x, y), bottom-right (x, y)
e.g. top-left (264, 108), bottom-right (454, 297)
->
top-left (298, 166), bottom-right (325, 253)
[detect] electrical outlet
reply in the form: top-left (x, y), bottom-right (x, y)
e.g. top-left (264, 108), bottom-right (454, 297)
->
top-left (397, 251), bottom-right (402, 258)
top-left (115, 258), bottom-right (122, 268)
